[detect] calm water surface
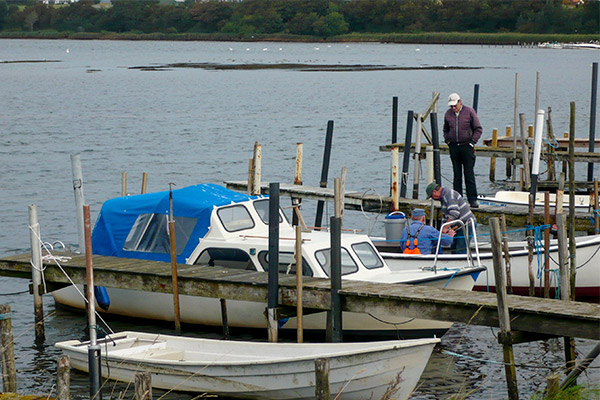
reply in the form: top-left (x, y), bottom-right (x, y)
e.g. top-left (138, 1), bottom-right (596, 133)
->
top-left (0, 39), bottom-right (598, 399)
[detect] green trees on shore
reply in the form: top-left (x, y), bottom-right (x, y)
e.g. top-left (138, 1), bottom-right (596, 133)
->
top-left (0, 0), bottom-right (597, 38)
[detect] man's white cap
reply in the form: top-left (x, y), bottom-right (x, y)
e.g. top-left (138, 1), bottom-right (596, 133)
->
top-left (448, 93), bottom-right (460, 106)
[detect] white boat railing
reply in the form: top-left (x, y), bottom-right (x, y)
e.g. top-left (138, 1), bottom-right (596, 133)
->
top-left (432, 218), bottom-right (482, 273)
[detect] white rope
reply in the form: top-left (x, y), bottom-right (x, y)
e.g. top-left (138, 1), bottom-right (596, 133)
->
top-left (27, 225), bottom-right (115, 335)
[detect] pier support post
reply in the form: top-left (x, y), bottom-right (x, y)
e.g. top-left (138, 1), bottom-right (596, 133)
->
top-left (519, 114), bottom-right (531, 191)
top-left (252, 142), bottom-right (262, 196)
top-left (315, 121), bottom-right (334, 228)
top-left (490, 218), bottom-right (519, 400)
top-left (315, 358), bottom-right (330, 400)
top-left (71, 153), bottom-right (86, 251)
top-left (220, 299), bottom-right (230, 340)
top-left (267, 183), bottom-right (280, 343)
top-left (505, 125), bottom-right (513, 179)
top-left (400, 111), bottom-right (413, 198)
top-left (489, 128), bottom-right (498, 182)
top-left (134, 372), bottom-right (153, 400)
top-left (28, 204), bottom-right (45, 343)
top-left (587, 62), bottom-right (598, 182)
top-left (430, 112), bottom-right (441, 185)
top-left (292, 142), bottom-right (303, 226)
top-left (0, 304), bottom-right (17, 393)
top-left (330, 179), bottom-right (343, 343)
top-left (57, 355), bottom-right (70, 400)
top-left (121, 171), bottom-right (127, 196)
top-left (391, 96), bottom-right (398, 144)
top-left (168, 184), bottom-right (181, 335)
top-left (391, 147), bottom-right (399, 210)
top-left (295, 225), bottom-right (303, 343)
top-left (412, 113), bottom-right (422, 199)
top-left (141, 172), bottom-right (148, 194)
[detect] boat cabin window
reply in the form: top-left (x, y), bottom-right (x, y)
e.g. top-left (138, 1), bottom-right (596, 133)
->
top-left (194, 248), bottom-right (256, 271)
top-left (351, 242), bottom-right (384, 270)
top-left (314, 248), bottom-right (359, 277)
top-left (257, 251), bottom-right (313, 277)
top-left (252, 199), bottom-right (287, 225)
top-left (217, 205), bottom-right (255, 232)
top-left (123, 214), bottom-right (196, 255)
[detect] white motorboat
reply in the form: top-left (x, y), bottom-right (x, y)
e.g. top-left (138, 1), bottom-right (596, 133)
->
top-left (52, 184), bottom-right (484, 338)
top-left (478, 190), bottom-right (591, 211)
top-left (374, 234), bottom-right (600, 301)
top-left (56, 331), bottom-right (439, 400)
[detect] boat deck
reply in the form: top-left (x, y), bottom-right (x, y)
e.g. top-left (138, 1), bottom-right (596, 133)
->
top-left (1, 252), bottom-right (598, 341)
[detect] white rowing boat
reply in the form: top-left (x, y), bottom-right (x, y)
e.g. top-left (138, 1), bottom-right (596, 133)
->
top-left (56, 331), bottom-right (439, 400)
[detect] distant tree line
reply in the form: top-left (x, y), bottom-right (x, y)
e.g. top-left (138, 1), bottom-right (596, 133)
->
top-left (0, 0), bottom-right (597, 37)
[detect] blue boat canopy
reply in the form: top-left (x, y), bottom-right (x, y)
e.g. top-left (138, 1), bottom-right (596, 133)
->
top-left (92, 184), bottom-right (258, 263)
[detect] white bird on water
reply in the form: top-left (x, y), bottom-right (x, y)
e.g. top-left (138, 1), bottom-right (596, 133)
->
top-left (66, 48), bottom-right (70, 53)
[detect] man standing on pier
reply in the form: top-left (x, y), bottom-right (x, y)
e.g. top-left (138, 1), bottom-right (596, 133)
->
top-left (426, 183), bottom-right (476, 254)
top-left (443, 92), bottom-right (483, 208)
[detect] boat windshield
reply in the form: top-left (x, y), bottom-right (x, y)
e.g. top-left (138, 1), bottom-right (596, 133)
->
top-left (194, 247), bottom-right (255, 271)
top-left (314, 248), bottom-right (359, 277)
top-left (217, 205), bottom-right (255, 232)
top-left (351, 242), bottom-right (384, 270)
top-left (123, 213), bottom-right (196, 254)
top-left (258, 251), bottom-right (313, 277)
top-left (252, 199), bottom-right (287, 225)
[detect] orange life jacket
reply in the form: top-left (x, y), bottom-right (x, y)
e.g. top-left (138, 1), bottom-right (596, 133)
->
top-left (403, 224), bottom-right (425, 255)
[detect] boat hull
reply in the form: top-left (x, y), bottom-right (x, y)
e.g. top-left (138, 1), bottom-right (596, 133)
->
top-left (56, 331), bottom-right (439, 400)
top-left (380, 235), bottom-right (600, 302)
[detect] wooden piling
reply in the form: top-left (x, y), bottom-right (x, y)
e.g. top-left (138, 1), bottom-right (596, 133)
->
top-left (568, 103), bottom-right (577, 300)
top-left (587, 62), bottom-right (598, 182)
top-left (391, 96), bottom-right (398, 144)
top-left (500, 215), bottom-right (513, 294)
top-left (512, 72), bottom-right (519, 179)
top-left (556, 213), bottom-right (569, 301)
top-left (295, 225), bottom-right (303, 343)
top-left (252, 142), bottom-right (262, 196)
top-left (28, 204), bottom-right (45, 342)
top-left (527, 194), bottom-right (535, 297)
top-left (57, 355), bottom-right (70, 400)
top-left (267, 182), bottom-right (280, 343)
top-left (0, 304), bottom-right (16, 393)
top-left (247, 158), bottom-right (254, 195)
top-left (315, 358), bottom-right (330, 400)
top-left (400, 111), bottom-right (414, 198)
top-left (134, 372), bottom-right (152, 400)
top-left (546, 374), bottom-right (559, 399)
top-left (546, 107), bottom-right (556, 182)
top-left (391, 147), bottom-right (399, 211)
top-left (412, 113), bottom-right (422, 199)
top-left (490, 217), bottom-right (519, 400)
top-left (315, 122), bottom-right (334, 228)
top-left (425, 145), bottom-right (434, 185)
top-left (168, 185), bottom-right (181, 335)
top-left (141, 172), bottom-right (148, 194)
top-left (121, 171), bottom-right (127, 197)
top-left (519, 114), bottom-right (531, 191)
top-left (489, 128), bottom-right (498, 182)
top-left (70, 153), bottom-right (86, 251)
top-left (292, 143), bottom-right (303, 226)
top-left (505, 125), bottom-right (512, 179)
top-left (220, 298), bottom-right (229, 340)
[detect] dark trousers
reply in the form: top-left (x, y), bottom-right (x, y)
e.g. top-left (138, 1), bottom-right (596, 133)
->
top-left (448, 143), bottom-right (478, 204)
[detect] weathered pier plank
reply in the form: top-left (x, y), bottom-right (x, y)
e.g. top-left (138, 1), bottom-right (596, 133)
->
top-left (0, 253), bottom-right (598, 340)
top-left (224, 181), bottom-right (594, 231)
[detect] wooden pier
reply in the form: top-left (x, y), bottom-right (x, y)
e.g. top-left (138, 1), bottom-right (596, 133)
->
top-left (0, 252), bottom-right (598, 341)
top-left (224, 181), bottom-right (595, 232)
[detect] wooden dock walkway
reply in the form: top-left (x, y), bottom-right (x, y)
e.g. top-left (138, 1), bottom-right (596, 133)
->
top-left (224, 181), bottom-right (595, 231)
top-left (1, 252), bottom-right (598, 341)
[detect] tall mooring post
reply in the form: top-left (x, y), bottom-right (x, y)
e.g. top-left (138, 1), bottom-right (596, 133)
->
top-left (490, 217), bottom-right (519, 400)
top-left (267, 182), bottom-right (280, 343)
top-left (28, 204), bottom-right (45, 342)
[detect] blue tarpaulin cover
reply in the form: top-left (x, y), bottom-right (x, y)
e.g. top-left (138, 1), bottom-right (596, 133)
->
top-left (92, 184), bottom-right (257, 263)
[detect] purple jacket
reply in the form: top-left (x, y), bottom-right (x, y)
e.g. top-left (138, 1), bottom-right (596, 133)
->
top-left (443, 105), bottom-right (483, 145)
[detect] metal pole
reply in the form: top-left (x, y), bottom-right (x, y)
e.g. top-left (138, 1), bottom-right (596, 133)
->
top-left (530, 110), bottom-right (545, 195)
top-left (588, 62), bottom-right (598, 181)
top-left (267, 183), bottom-right (280, 342)
top-left (84, 205), bottom-right (102, 400)
top-left (400, 111), bottom-right (414, 198)
top-left (168, 184), bottom-right (181, 334)
top-left (315, 121), bottom-right (334, 228)
top-left (28, 204), bottom-right (45, 342)
top-left (71, 153), bottom-right (85, 251)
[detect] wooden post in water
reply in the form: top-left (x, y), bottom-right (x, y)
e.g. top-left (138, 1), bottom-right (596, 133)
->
top-left (512, 72), bottom-right (519, 179)
top-left (546, 374), bottom-right (559, 399)
top-left (121, 171), bottom-right (127, 197)
top-left (505, 125), bottom-right (513, 179)
top-left (315, 358), bottom-right (330, 400)
top-left (340, 167), bottom-right (346, 223)
top-left (247, 158), bottom-right (254, 195)
top-left (391, 96), bottom-right (398, 144)
top-left (562, 132), bottom-right (569, 176)
top-left (292, 143), bottom-right (303, 226)
top-left (472, 83), bottom-right (480, 113)
top-left (252, 142), bottom-right (262, 196)
top-left (412, 113), bottom-right (422, 199)
top-left (400, 111), bottom-right (414, 198)
top-left (315, 121), bottom-right (333, 228)
top-left (587, 62), bottom-right (598, 182)
top-left (500, 215), bottom-right (513, 294)
top-left (330, 179), bottom-right (343, 343)
top-left (71, 153), bottom-right (86, 251)
top-left (430, 112), bottom-right (442, 185)
top-left (134, 372), bottom-right (152, 400)
top-left (295, 225), bottom-right (303, 343)
top-left (519, 114), bottom-right (531, 191)
top-left (425, 145), bottom-right (434, 185)
top-left (546, 107), bottom-right (556, 182)
top-left (0, 304), bottom-right (16, 393)
top-left (534, 71), bottom-right (540, 135)
top-left (568, 103), bottom-right (577, 300)
top-left (57, 355), bottom-right (70, 400)
top-left (141, 172), bottom-right (148, 194)
top-left (489, 128), bottom-right (498, 182)
top-left (544, 192), bottom-right (550, 298)
top-left (28, 204), bottom-right (45, 342)
top-left (391, 147), bottom-right (399, 211)
top-left (168, 183), bottom-right (181, 335)
top-left (489, 217), bottom-right (519, 400)
top-left (220, 299), bottom-right (229, 340)
top-left (556, 213), bottom-right (570, 301)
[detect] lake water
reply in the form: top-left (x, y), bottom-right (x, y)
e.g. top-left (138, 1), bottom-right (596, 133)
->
top-left (0, 39), bottom-right (598, 399)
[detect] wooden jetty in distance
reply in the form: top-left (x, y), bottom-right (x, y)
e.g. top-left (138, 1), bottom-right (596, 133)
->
top-left (0, 252), bottom-right (598, 341)
top-left (224, 180), bottom-right (595, 232)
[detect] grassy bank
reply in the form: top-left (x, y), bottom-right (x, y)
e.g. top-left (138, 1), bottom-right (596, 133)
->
top-left (0, 30), bottom-right (597, 45)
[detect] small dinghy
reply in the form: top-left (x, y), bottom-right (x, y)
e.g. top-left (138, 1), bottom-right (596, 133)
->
top-left (56, 331), bottom-right (439, 400)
